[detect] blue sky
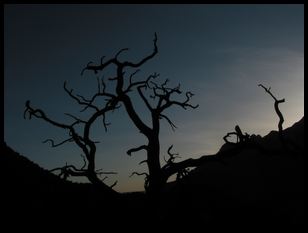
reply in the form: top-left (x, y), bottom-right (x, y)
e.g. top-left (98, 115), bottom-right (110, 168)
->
top-left (4, 4), bottom-right (304, 192)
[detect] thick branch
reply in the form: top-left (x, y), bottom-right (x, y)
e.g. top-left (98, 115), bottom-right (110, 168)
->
top-left (162, 155), bottom-right (218, 180)
top-left (127, 145), bottom-right (148, 156)
top-left (137, 85), bottom-right (153, 111)
top-left (275, 100), bottom-right (285, 133)
top-left (120, 94), bottom-right (152, 136)
top-left (81, 35), bottom-right (159, 137)
top-left (162, 142), bottom-right (249, 180)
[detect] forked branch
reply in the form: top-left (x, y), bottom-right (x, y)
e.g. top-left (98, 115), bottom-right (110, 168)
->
top-left (81, 33), bottom-right (158, 75)
top-left (164, 145), bottom-right (180, 164)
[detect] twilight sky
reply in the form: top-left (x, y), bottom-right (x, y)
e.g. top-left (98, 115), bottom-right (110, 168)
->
top-left (4, 4), bottom-right (304, 192)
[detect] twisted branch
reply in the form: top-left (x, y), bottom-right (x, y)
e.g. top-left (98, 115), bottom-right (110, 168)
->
top-left (258, 84), bottom-right (285, 132)
top-left (122, 32), bottom-right (158, 68)
top-left (49, 164), bottom-right (87, 180)
top-left (127, 145), bottom-right (148, 156)
top-left (125, 72), bottom-right (159, 93)
top-left (42, 138), bottom-right (74, 147)
top-left (24, 100), bottom-right (75, 130)
top-left (130, 171), bottom-right (149, 178)
top-left (223, 125), bottom-right (250, 144)
top-left (81, 33), bottom-right (158, 75)
top-left (164, 145), bottom-right (180, 164)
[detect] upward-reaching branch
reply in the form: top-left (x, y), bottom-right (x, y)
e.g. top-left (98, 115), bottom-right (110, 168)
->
top-left (122, 33), bottom-right (158, 68)
top-left (137, 85), bottom-right (153, 111)
top-left (258, 84), bottom-right (285, 133)
top-left (81, 33), bottom-right (158, 76)
top-left (163, 145), bottom-right (180, 165)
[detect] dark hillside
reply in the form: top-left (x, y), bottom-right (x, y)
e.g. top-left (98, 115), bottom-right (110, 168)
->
top-left (1, 144), bottom-right (118, 224)
top-left (0, 143), bottom-right (149, 227)
top-left (1, 117), bottom-right (304, 228)
top-left (161, 117), bottom-right (305, 228)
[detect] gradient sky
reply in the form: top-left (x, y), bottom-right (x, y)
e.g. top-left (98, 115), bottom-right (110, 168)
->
top-left (4, 4), bottom-right (304, 192)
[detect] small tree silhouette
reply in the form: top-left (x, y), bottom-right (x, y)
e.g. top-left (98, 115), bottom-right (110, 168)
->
top-left (24, 79), bottom-right (120, 196)
top-left (258, 84), bottom-right (286, 146)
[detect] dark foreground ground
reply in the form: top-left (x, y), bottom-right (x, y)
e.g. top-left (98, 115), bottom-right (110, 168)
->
top-left (1, 117), bottom-right (305, 230)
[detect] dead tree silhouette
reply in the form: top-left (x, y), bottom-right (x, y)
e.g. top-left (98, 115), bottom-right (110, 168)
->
top-left (24, 79), bottom-right (120, 196)
top-left (258, 84), bottom-right (286, 147)
top-left (79, 34), bottom-right (297, 196)
top-left (81, 33), bottom-right (205, 196)
top-left (222, 84), bottom-right (296, 156)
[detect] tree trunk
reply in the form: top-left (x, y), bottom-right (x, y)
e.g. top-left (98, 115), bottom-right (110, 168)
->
top-left (146, 134), bottom-right (164, 196)
top-left (87, 171), bottom-right (119, 197)
top-left (87, 148), bottom-right (118, 197)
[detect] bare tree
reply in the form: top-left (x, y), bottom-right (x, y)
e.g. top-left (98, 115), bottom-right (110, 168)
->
top-left (258, 84), bottom-right (286, 146)
top-left (81, 34), bottom-right (295, 196)
top-left (24, 78), bottom-right (120, 196)
top-left (82, 34), bottom-right (233, 195)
